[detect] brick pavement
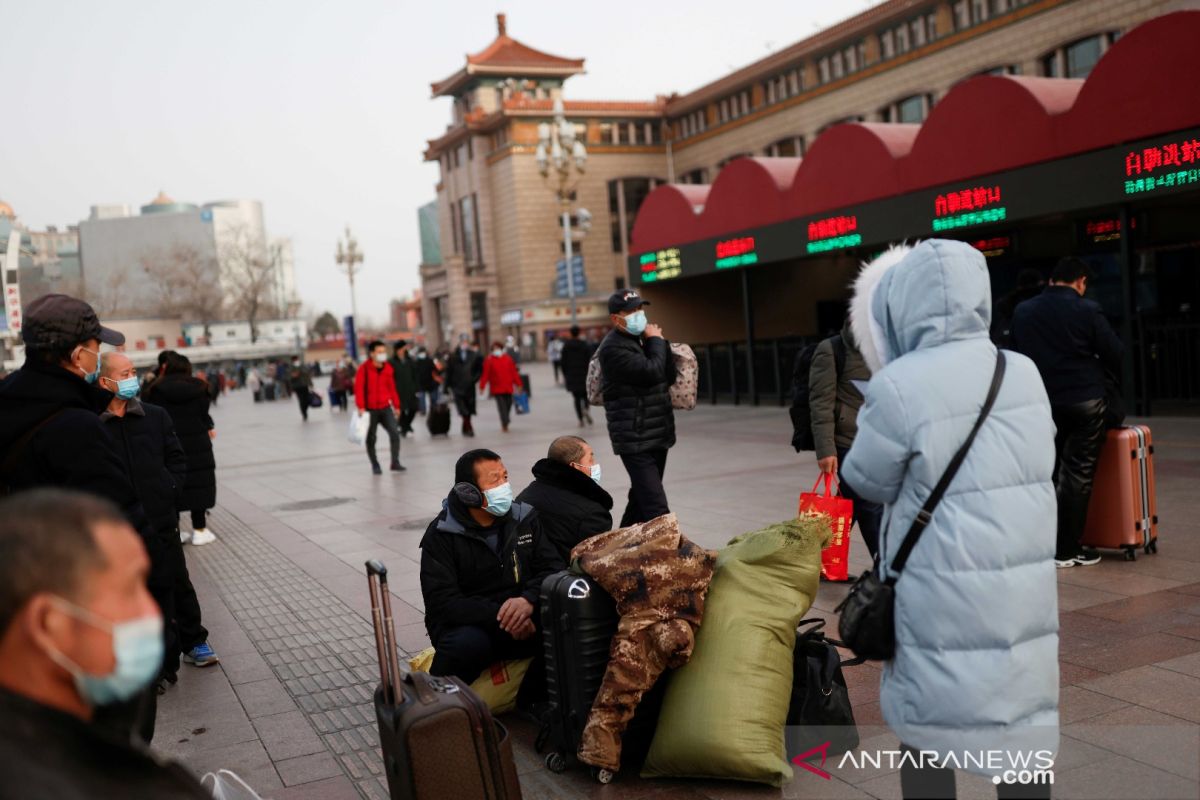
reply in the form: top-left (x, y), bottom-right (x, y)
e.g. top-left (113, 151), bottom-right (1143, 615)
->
top-left (156, 363), bottom-right (1200, 799)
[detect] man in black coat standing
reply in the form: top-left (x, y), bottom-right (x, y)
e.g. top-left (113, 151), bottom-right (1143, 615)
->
top-left (445, 334), bottom-right (483, 438)
top-left (100, 353), bottom-right (219, 688)
top-left (1013, 256), bottom-right (1124, 568)
top-left (516, 435), bottom-right (613, 569)
top-left (390, 340), bottom-right (420, 436)
top-left (559, 325), bottom-right (594, 427)
top-left (598, 290), bottom-right (676, 527)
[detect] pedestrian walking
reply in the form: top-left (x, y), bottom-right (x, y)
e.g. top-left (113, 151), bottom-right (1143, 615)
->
top-left (516, 435), bottom-right (613, 568)
top-left (548, 336), bottom-right (564, 385)
top-left (598, 290), bottom-right (676, 526)
top-left (414, 347), bottom-right (439, 414)
top-left (446, 334), bottom-right (483, 438)
top-left (99, 353), bottom-right (220, 692)
top-left (355, 340), bottom-right (404, 474)
top-left (808, 319), bottom-right (882, 559)
top-left (1012, 256), bottom-right (1123, 568)
top-left (144, 352), bottom-right (218, 547)
top-left (478, 342), bottom-right (523, 433)
top-left (560, 325), bottom-right (594, 427)
top-left (842, 240), bottom-right (1058, 800)
top-left (329, 359), bottom-right (351, 411)
top-left (274, 361), bottom-right (290, 399)
top-left (504, 334), bottom-right (520, 365)
top-left (390, 340), bottom-right (420, 436)
top-left (246, 368), bottom-right (263, 402)
top-left (288, 357), bottom-right (313, 421)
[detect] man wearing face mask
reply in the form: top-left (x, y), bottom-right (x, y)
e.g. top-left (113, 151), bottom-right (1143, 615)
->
top-left (598, 290), bottom-right (677, 526)
top-left (99, 353), bottom-right (219, 690)
top-left (419, 449), bottom-right (555, 683)
top-left (355, 340), bottom-right (404, 475)
top-left (0, 489), bottom-right (212, 799)
top-left (446, 333), bottom-right (484, 437)
top-left (517, 435), bottom-right (613, 569)
top-left (0, 294), bottom-right (150, 532)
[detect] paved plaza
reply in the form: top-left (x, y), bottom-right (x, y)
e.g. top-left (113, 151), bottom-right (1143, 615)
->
top-left (157, 363), bottom-right (1200, 799)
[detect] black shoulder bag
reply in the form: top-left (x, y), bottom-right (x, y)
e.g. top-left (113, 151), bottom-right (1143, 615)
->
top-left (835, 351), bottom-right (1007, 661)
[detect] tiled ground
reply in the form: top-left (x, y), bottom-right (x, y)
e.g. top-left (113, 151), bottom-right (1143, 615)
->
top-left (156, 363), bottom-right (1200, 799)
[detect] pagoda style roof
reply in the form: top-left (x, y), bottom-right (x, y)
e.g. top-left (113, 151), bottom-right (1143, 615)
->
top-left (431, 14), bottom-right (585, 98)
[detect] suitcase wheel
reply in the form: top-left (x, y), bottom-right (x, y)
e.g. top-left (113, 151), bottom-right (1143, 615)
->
top-left (545, 752), bottom-right (568, 773)
top-left (1123, 547), bottom-right (1137, 562)
top-left (591, 767), bottom-right (615, 785)
top-left (1146, 540), bottom-right (1158, 555)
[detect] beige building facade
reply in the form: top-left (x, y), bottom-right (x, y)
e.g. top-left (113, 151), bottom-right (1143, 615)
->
top-left (422, 0), bottom-right (1192, 356)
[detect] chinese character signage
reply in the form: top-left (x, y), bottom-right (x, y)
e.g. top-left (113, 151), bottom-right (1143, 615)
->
top-left (806, 215), bottom-right (862, 253)
top-left (2, 230), bottom-right (22, 335)
top-left (932, 185), bottom-right (1005, 232)
top-left (639, 248), bottom-right (682, 283)
top-left (715, 236), bottom-right (758, 269)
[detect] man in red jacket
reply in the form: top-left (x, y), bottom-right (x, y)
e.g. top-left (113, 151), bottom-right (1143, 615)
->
top-left (355, 340), bottom-right (405, 475)
top-left (479, 342), bottom-right (523, 433)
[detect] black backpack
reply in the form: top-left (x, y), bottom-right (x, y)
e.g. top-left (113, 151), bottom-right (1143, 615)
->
top-left (789, 335), bottom-right (846, 452)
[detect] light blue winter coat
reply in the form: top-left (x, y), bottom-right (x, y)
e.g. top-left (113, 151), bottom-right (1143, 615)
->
top-left (842, 240), bottom-right (1059, 774)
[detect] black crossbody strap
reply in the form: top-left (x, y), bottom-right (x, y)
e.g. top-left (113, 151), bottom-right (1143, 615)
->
top-left (887, 351), bottom-right (1007, 579)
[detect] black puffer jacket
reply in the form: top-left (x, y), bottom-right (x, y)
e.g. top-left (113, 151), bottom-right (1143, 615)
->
top-left (516, 458), bottom-right (614, 569)
top-left (597, 329), bottom-right (676, 455)
top-left (444, 347), bottom-right (482, 396)
top-left (0, 359), bottom-right (149, 536)
top-left (559, 337), bottom-right (592, 395)
top-left (101, 399), bottom-right (188, 535)
top-left (144, 375), bottom-right (216, 512)
top-left (419, 492), bottom-right (555, 641)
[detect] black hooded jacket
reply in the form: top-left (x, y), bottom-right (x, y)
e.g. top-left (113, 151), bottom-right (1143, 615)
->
top-left (597, 328), bottom-right (677, 455)
top-left (516, 458), bottom-right (613, 569)
top-left (143, 375), bottom-right (216, 512)
top-left (419, 491), bottom-right (554, 640)
top-left (0, 359), bottom-right (148, 535)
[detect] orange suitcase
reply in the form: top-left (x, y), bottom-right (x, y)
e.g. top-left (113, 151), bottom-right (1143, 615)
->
top-left (1082, 425), bottom-right (1158, 560)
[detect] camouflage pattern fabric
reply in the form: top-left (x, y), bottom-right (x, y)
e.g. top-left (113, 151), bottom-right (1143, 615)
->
top-left (571, 513), bottom-right (717, 772)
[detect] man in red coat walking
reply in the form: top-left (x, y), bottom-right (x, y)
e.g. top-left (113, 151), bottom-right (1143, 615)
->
top-left (355, 340), bottom-right (405, 475)
top-left (479, 342), bottom-right (524, 433)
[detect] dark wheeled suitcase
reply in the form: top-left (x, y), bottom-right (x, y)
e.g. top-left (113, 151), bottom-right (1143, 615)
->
top-left (538, 570), bottom-right (663, 782)
top-left (427, 403), bottom-right (451, 436)
top-left (1082, 425), bottom-right (1159, 560)
top-left (367, 560), bottom-right (522, 800)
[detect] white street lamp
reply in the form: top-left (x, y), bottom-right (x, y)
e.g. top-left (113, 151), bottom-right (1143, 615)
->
top-left (537, 98), bottom-right (588, 324)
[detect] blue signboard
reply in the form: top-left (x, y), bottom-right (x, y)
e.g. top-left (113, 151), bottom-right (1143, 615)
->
top-left (554, 255), bottom-right (586, 298)
top-left (343, 315), bottom-right (358, 361)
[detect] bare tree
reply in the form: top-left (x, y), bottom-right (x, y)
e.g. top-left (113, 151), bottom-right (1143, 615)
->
top-left (139, 243), bottom-right (226, 339)
top-left (89, 265), bottom-right (135, 318)
top-left (218, 224), bottom-right (280, 343)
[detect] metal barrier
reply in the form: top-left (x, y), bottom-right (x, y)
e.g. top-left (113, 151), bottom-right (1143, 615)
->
top-left (694, 337), bottom-right (817, 406)
top-left (1137, 317), bottom-right (1200, 415)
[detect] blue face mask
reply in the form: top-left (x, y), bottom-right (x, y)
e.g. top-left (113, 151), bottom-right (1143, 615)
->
top-left (105, 376), bottom-right (140, 400)
top-left (590, 463), bottom-right (602, 484)
top-left (483, 482), bottom-right (514, 517)
top-left (46, 598), bottom-right (164, 707)
top-left (76, 347), bottom-right (101, 384)
top-left (623, 310), bottom-right (647, 336)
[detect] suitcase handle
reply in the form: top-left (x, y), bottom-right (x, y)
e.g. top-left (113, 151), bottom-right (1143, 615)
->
top-left (366, 560), bottom-right (407, 706)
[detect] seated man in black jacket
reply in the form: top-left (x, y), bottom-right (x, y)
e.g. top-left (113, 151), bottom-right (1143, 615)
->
top-left (517, 436), bottom-right (613, 569)
top-left (0, 489), bottom-right (211, 800)
top-left (420, 449), bottom-right (555, 682)
top-left (598, 290), bottom-right (677, 527)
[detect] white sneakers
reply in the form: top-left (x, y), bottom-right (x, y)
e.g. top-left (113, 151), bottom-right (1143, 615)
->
top-left (185, 528), bottom-right (217, 546)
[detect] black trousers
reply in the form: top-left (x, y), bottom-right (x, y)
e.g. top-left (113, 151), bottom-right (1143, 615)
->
top-left (572, 391), bottom-right (589, 422)
top-left (173, 536), bottom-right (208, 656)
top-left (494, 394), bottom-right (514, 427)
top-left (838, 447), bottom-right (882, 559)
top-left (619, 449), bottom-right (670, 527)
top-left (430, 620), bottom-right (542, 685)
top-left (1051, 399), bottom-right (1107, 559)
top-left (552, 361), bottom-right (562, 383)
top-left (190, 508), bottom-right (207, 530)
top-left (899, 744), bottom-right (1050, 800)
top-left (366, 408), bottom-right (401, 466)
top-left (295, 389), bottom-right (310, 419)
top-left (399, 404), bottom-right (418, 435)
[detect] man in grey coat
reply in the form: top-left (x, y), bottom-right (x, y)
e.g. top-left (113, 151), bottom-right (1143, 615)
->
top-left (842, 240), bottom-right (1058, 800)
top-left (808, 322), bottom-right (881, 559)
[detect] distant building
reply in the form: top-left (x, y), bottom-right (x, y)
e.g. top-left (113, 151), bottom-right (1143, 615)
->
top-left (182, 318), bottom-right (307, 347)
top-left (389, 288), bottom-right (424, 335)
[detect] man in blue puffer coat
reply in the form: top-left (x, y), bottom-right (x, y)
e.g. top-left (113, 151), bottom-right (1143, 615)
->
top-left (842, 240), bottom-right (1059, 799)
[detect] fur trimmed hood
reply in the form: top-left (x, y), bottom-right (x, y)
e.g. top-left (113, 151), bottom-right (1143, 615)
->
top-left (848, 240), bottom-right (992, 373)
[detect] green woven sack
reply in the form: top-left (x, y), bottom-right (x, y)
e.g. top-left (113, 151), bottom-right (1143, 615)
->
top-left (641, 516), bottom-right (827, 787)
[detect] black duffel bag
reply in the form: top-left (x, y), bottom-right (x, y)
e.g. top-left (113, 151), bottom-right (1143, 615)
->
top-left (786, 618), bottom-right (862, 759)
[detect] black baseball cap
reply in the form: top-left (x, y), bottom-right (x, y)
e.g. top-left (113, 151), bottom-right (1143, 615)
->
top-left (608, 290), bottom-right (651, 314)
top-left (21, 294), bottom-right (125, 349)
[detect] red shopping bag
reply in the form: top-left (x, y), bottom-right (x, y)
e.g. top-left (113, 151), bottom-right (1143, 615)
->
top-left (799, 474), bottom-right (855, 581)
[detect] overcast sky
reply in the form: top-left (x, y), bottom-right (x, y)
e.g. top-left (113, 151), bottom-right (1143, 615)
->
top-left (4, 0), bottom-right (866, 325)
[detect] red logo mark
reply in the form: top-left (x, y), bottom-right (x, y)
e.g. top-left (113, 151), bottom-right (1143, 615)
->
top-left (792, 741), bottom-right (832, 780)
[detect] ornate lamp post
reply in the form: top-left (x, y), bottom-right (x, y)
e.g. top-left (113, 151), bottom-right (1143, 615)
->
top-left (536, 98), bottom-right (589, 324)
top-left (336, 226), bottom-right (364, 359)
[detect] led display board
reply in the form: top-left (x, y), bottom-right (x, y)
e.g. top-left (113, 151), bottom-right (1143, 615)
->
top-left (629, 126), bottom-right (1200, 287)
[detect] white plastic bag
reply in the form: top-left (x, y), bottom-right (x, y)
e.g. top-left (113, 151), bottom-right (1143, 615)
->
top-left (200, 769), bottom-right (265, 800)
top-left (348, 410), bottom-right (369, 445)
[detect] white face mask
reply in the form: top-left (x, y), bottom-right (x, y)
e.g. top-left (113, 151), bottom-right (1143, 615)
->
top-left (373, 353), bottom-right (387, 364)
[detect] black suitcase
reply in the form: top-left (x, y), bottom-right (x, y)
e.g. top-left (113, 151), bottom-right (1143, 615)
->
top-left (367, 560), bottom-right (522, 800)
top-left (537, 570), bottom-right (664, 780)
top-left (427, 403), bottom-right (451, 436)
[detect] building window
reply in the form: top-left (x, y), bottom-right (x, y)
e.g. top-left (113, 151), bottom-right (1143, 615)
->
top-left (817, 115), bottom-right (864, 135)
top-left (679, 167), bottom-right (708, 184)
top-left (599, 122), bottom-right (614, 144)
top-left (1041, 32), bottom-right (1117, 78)
top-left (459, 195), bottom-right (480, 265)
top-left (450, 200), bottom-right (461, 254)
top-left (608, 178), bottom-right (657, 253)
top-left (979, 64), bottom-right (1020, 76)
top-left (880, 94), bottom-right (931, 123)
top-left (818, 39), bottom-right (865, 84)
top-left (676, 109), bottom-right (707, 139)
top-left (716, 89), bottom-right (753, 124)
top-left (764, 136), bottom-right (803, 157)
